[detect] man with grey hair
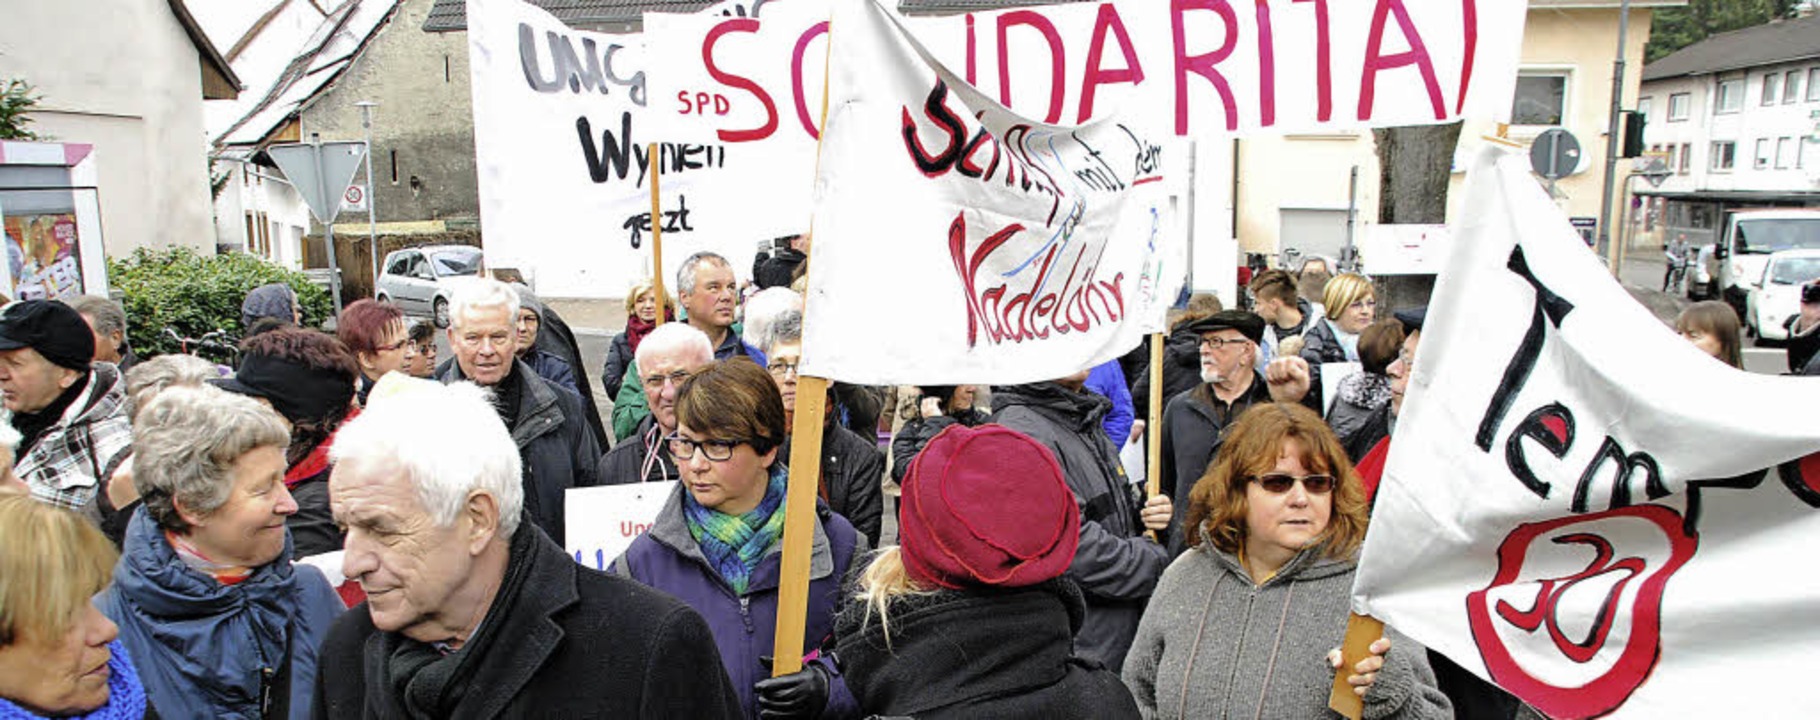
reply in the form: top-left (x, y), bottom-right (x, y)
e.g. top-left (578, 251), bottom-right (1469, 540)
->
top-left (763, 310), bottom-right (884, 545)
top-left (318, 377), bottom-right (740, 718)
top-left (611, 251), bottom-right (762, 440)
top-left (436, 278), bottom-right (599, 544)
top-left (66, 294), bottom-right (137, 371)
top-left (597, 323), bottom-right (713, 485)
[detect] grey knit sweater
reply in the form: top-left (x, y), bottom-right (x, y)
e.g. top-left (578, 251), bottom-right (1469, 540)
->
top-left (1122, 541), bottom-right (1452, 720)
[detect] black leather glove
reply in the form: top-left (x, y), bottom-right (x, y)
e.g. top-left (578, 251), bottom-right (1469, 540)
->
top-left (754, 657), bottom-right (830, 720)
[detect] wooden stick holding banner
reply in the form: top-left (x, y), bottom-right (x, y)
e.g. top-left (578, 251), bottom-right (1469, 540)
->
top-left (1145, 332), bottom-right (1164, 540)
top-left (771, 19), bottom-right (838, 679)
top-left (647, 142), bottom-right (668, 327)
top-left (1328, 613), bottom-right (1386, 719)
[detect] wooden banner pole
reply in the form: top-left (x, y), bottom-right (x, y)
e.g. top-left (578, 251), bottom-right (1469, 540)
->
top-left (1328, 613), bottom-right (1386, 719)
top-left (647, 142), bottom-right (668, 327)
top-left (770, 15), bottom-right (838, 679)
top-left (1145, 332), bottom-right (1164, 540)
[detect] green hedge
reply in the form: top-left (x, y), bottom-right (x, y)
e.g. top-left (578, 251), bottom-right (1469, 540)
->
top-left (108, 247), bottom-right (333, 361)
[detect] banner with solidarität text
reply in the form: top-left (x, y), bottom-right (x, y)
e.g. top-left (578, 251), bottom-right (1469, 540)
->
top-left (1352, 147), bottom-right (1820, 719)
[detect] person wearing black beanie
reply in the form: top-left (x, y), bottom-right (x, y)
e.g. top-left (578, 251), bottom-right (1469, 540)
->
top-left (0, 300), bottom-right (133, 516)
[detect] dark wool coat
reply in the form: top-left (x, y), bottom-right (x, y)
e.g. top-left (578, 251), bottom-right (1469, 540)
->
top-left (833, 580), bottom-right (1141, 720)
top-left (313, 527), bottom-right (741, 719)
top-left (781, 422), bottom-right (885, 548)
top-left (438, 360), bottom-right (600, 545)
top-left (990, 383), bottom-right (1168, 673)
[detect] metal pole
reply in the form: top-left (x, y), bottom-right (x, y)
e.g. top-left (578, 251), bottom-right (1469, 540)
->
top-left (1596, 0), bottom-right (1632, 268)
top-left (357, 101), bottom-right (379, 299)
top-left (312, 133), bottom-right (344, 316)
top-left (1342, 165), bottom-right (1359, 272)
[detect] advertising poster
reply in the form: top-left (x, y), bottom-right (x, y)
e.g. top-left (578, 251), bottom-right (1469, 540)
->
top-left (2, 212), bottom-right (84, 301)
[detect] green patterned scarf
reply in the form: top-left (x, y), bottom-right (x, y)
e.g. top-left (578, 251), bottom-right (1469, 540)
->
top-left (684, 465), bottom-right (788, 595)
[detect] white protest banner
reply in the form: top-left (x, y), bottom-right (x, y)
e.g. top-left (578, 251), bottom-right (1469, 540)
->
top-left (465, 0), bottom-right (806, 298)
top-left (1352, 148), bottom-right (1820, 718)
top-left (800, 0), bottom-right (1186, 385)
top-left (565, 481), bottom-right (676, 571)
top-left (643, 0), bottom-right (1527, 143)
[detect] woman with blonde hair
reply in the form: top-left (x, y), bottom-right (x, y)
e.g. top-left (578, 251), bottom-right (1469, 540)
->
top-left (835, 423), bottom-right (1139, 719)
top-left (1675, 300), bottom-right (1744, 369)
top-left (0, 492), bottom-right (144, 719)
top-left (602, 279), bottom-right (674, 402)
top-left (1299, 272), bottom-right (1378, 409)
top-left (1123, 403), bottom-right (1449, 719)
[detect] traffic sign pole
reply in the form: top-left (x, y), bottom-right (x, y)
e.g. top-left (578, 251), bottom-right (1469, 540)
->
top-left (312, 133), bottom-right (344, 316)
top-left (358, 101), bottom-right (379, 301)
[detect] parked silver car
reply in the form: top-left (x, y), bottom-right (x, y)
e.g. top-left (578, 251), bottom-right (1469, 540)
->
top-left (374, 245), bottom-right (483, 327)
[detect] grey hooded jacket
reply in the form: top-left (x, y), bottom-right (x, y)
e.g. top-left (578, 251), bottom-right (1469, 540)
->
top-left (1122, 539), bottom-right (1451, 720)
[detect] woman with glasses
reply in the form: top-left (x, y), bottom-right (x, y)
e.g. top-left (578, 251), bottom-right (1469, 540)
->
top-left (336, 298), bottom-right (407, 407)
top-left (1122, 403), bottom-right (1449, 720)
top-left (1298, 272), bottom-right (1378, 410)
top-left (612, 359), bottom-right (863, 720)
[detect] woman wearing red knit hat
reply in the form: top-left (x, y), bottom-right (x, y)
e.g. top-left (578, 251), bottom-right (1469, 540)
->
top-left (833, 423), bottom-right (1141, 719)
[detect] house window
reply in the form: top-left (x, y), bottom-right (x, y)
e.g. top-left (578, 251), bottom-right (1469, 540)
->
top-left (1755, 138), bottom-right (1772, 169)
top-left (1762, 73), bottom-right (1778, 105)
top-left (1717, 79), bottom-right (1743, 113)
top-left (1637, 96), bottom-right (1653, 122)
top-left (1679, 142), bottom-right (1693, 173)
top-left (1668, 92), bottom-right (1691, 121)
top-left (389, 150), bottom-right (399, 184)
top-left (1785, 71), bottom-right (1802, 105)
top-left (1511, 73), bottom-right (1568, 125)
top-left (1710, 141), bottom-right (1736, 171)
top-left (1665, 144), bottom-right (1678, 171)
top-left (1777, 137), bottom-right (1795, 169)
top-left (1810, 68), bottom-right (1820, 101)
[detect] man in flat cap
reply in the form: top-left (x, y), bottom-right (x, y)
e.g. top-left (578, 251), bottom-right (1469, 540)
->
top-left (0, 300), bottom-right (132, 515)
top-left (1158, 309), bottom-right (1315, 554)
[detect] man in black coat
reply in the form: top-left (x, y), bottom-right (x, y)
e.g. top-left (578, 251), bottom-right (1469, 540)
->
top-left (438, 279), bottom-right (599, 546)
top-left (1156, 310), bottom-right (1313, 555)
top-left (752, 233), bottom-right (808, 289)
top-left (318, 378), bottom-right (740, 719)
top-left (765, 311), bottom-right (884, 546)
top-left (992, 375), bottom-right (1172, 673)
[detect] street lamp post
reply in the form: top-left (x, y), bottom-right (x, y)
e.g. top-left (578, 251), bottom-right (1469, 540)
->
top-left (356, 101), bottom-right (380, 297)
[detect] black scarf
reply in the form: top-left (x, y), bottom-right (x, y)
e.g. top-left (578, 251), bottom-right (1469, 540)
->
top-left (13, 371), bottom-right (88, 455)
top-left (368, 526), bottom-right (539, 719)
top-left (489, 364), bottom-right (524, 430)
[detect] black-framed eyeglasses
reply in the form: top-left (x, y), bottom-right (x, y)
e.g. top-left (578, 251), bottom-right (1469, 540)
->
top-left (665, 434), bottom-right (746, 462)
top-left (1199, 336), bottom-right (1249, 351)
top-left (767, 361), bottom-right (801, 377)
top-left (1249, 472), bottom-right (1336, 495)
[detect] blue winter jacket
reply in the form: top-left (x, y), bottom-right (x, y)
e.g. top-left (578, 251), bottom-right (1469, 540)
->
top-left (612, 479), bottom-right (863, 719)
top-left (98, 508), bottom-right (343, 720)
top-left (1087, 360), bottom-right (1136, 447)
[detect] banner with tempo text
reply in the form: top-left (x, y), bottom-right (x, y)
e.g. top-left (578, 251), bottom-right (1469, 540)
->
top-left (1352, 148), bottom-right (1820, 718)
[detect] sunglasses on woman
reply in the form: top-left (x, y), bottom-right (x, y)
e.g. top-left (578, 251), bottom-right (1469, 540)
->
top-left (1248, 472), bottom-right (1335, 495)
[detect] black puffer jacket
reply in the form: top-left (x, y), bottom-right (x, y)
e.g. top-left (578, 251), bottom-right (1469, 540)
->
top-left (781, 422), bottom-right (885, 547)
top-left (990, 383), bottom-right (1168, 672)
top-left (834, 579), bottom-right (1140, 720)
top-left (1298, 317), bottom-right (1351, 411)
top-left (1131, 328), bottom-right (1203, 421)
top-left (889, 408), bottom-right (990, 482)
top-left (438, 360), bottom-right (600, 545)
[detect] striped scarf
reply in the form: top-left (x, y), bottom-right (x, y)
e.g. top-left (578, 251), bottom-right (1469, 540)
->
top-left (683, 465), bottom-right (788, 595)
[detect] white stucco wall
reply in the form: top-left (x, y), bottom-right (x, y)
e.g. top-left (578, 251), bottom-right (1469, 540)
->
top-left (0, 0), bottom-right (218, 258)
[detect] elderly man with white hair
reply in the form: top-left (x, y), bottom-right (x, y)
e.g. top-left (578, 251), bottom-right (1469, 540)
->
top-left (316, 378), bottom-right (740, 718)
top-left (436, 278), bottom-right (599, 545)
top-left (597, 323), bottom-right (714, 485)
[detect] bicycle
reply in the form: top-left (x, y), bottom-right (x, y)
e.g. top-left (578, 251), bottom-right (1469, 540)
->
top-left (162, 327), bottom-right (241, 366)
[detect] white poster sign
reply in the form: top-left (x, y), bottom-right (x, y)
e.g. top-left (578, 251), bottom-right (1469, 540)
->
top-left (1359, 223), bottom-right (1452, 276)
top-left (1352, 148), bottom-right (1820, 719)
top-left (565, 481), bottom-right (676, 571)
top-left (646, 0), bottom-right (1527, 140)
top-left (801, 0), bottom-right (1186, 385)
top-left (466, 0), bottom-right (808, 298)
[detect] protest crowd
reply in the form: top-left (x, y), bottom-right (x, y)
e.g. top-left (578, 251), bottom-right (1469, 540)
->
top-left (6, 243), bottom-right (1805, 720)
